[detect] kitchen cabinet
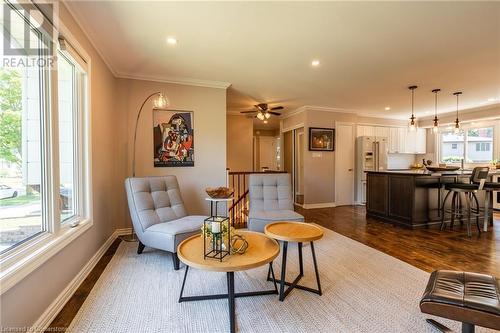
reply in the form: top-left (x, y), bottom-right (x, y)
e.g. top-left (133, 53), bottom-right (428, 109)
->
top-left (357, 125), bottom-right (375, 138)
top-left (415, 128), bottom-right (427, 154)
top-left (375, 126), bottom-right (389, 139)
top-left (388, 127), bottom-right (426, 154)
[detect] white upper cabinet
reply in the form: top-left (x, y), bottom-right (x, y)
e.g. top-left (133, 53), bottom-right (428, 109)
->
top-left (357, 125), bottom-right (375, 138)
top-left (357, 125), bottom-right (426, 154)
top-left (389, 128), bottom-right (399, 153)
top-left (405, 128), bottom-right (417, 153)
top-left (415, 128), bottom-right (427, 154)
top-left (375, 126), bottom-right (389, 139)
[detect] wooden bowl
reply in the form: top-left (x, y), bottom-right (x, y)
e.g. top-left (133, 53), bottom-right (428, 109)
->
top-left (205, 187), bottom-right (234, 199)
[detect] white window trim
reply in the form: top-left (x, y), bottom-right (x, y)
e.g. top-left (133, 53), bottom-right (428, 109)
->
top-left (0, 20), bottom-right (93, 295)
top-left (436, 120), bottom-right (497, 166)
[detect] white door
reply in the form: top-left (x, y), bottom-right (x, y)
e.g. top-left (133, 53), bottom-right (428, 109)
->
top-left (259, 136), bottom-right (277, 170)
top-left (335, 123), bottom-right (355, 206)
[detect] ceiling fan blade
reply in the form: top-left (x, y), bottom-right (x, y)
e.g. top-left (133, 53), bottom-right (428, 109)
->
top-left (268, 111), bottom-right (281, 116)
top-left (255, 103), bottom-right (267, 111)
top-left (240, 110), bottom-right (258, 114)
top-left (270, 106), bottom-right (284, 110)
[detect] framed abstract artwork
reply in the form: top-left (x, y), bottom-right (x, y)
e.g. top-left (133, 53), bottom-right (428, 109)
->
top-left (309, 127), bottom-right (334, 151)
top-left (153, 110), bottom-right (194, 167)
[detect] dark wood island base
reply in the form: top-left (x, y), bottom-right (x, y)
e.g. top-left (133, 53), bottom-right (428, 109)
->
top-left (366, 170), bottom-right (494, 229)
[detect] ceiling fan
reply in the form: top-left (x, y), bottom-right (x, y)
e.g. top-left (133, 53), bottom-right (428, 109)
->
top-left (240, 103), bottom-right (284, 121)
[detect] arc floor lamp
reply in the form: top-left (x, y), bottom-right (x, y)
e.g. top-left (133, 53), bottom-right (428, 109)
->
top-left (121, 92), bottom-right (169, 242)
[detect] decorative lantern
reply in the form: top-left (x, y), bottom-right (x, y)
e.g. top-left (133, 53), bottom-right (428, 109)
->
top-left (202, 216), bottom-right (231, 261)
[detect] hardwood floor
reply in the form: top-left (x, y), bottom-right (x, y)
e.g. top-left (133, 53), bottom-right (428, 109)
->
top-left (296, 205), bottom-right (500, 277)
top-left (47, 206), bottom-right (499, 331)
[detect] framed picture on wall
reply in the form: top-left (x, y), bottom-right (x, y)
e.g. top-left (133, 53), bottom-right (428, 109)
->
top-left (309, 127), bottom-right (334, 151)
top-left (153, 110), bottom-right (194, 167)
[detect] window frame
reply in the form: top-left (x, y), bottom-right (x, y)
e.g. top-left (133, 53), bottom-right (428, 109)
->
top-left (438, 123), bottom-right (495, 165)
top-left (0, 12), bottom-right (93, 295)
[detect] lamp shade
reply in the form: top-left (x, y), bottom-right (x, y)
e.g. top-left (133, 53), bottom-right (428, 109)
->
top-left (153, 93), bottom-right (169, 109)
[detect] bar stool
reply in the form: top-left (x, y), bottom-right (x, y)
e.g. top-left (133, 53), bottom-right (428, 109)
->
top-left (440, 167), bottom-right (489, 237)
top-left (484, 181), bottom-right (500, 229)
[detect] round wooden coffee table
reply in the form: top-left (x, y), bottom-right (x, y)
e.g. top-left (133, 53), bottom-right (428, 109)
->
top-left (177, 231), bottom-right (280, 333)
top-left (264, 221), bottom-right (324, 301)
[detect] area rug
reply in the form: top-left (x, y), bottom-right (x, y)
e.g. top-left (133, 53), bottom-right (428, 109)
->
top-left (67, 226), bottom-right (495, 332)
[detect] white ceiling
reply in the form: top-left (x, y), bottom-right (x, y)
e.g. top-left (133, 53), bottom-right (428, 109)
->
top-left (66, 1), bottom-right (500, 119)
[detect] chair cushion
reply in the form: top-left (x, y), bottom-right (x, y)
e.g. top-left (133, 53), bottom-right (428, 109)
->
top-left (125, 176), bottom-right (188, 233)
top-left (249, 174), bottom-right (294, 211)
top-left (248, 210), bottom-right (304, 232)
top-left (142, 215), bottom-right (206, 253)
top-left (445, 183), bottom-right (479, 191)
top-left (484, 182), bottom-right (500, 190)
top-left (420, 270), bottom-right (500, 330)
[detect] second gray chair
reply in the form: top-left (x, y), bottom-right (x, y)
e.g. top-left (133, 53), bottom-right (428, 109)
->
top-left (125, 176), bottom-right (206, 270)
top-left (248, 173), bottom-right (304, 232)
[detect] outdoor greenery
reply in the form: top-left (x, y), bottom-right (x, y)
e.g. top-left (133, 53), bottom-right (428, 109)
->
top-left (0, 194), bottom-right (40, 207)
top-left (0, 68), bottom-right (22, 167)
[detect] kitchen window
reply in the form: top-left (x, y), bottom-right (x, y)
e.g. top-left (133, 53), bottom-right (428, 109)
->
top-left (1, 2), bottom-right (91, 292)
top-left (440, 127), bottom-right (494, 164)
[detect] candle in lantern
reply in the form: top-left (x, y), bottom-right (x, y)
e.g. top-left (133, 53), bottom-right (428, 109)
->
top-left (211, 221), bottom-right (221, 233)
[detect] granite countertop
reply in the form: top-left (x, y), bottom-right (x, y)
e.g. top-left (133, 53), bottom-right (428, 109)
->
top-left (365, 169), bottom-right (500, 176)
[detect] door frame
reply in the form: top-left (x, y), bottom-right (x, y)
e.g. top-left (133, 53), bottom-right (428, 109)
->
top-left (334, 121), bottom-right (355, 206)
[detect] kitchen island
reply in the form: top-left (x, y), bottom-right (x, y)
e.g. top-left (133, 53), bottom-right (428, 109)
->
top-left (365, 170), bottom-right (496, 229)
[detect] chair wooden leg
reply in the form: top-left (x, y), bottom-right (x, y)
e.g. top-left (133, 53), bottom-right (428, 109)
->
top-left (137, 241), bottom-right (145, 254)
top-left (172, 252), bottom-right (180, 270)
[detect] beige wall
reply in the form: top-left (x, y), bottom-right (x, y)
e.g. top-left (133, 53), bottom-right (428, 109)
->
top-left (117, 78), bottom-right (227, 220)
top-left (1, 5), bottom-right (228, 329)
top-left (0, 4), bottom-right (126, 329)
top-left (283, 109), bottom-right (408, 205)
top-left (227, 115), bottom-right (253, 172)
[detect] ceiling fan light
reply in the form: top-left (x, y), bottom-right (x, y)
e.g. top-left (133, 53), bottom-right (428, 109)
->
top-left (257, 112), bottom-right (265, 120)
top-left (264, 112), bottom-right (271, 119)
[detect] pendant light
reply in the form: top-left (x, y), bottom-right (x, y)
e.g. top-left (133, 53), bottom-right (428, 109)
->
top-left (453, 91), bottom-right (462, 134)
top-left (408, 85), bottom-right (418, 131)
top-left (431, 89), bottom-right (441, 134)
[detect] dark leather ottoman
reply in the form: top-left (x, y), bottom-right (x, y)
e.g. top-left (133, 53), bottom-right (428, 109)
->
top-left (420, 270), bottom-right (500, 333)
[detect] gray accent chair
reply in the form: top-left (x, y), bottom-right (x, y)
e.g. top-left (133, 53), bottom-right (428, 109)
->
top-left (248, 173), bottom-right (304, 232)
top-left (125, 176), bottom-right (206, 270)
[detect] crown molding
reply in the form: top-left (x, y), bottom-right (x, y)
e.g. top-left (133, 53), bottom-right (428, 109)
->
top-left (62, 1), bottom-right (118, 77)
top-left (63, 1), bottom-right (231, 90)
top-left (282, 105), bottom-right (406, 121)
top-left (116, 72), bottom-right (231, 90)
top-left (417, 102), bottom-right (500, 121)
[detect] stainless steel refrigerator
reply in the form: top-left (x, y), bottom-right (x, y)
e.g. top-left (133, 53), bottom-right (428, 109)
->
top-left (356, 136), bottom-right (388, 203)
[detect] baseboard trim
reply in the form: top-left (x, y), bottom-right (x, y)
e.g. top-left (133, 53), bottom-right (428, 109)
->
top-left (29, 229), bottom-right (123, 332)
top-left (302, 202), bottom-right (336, 209)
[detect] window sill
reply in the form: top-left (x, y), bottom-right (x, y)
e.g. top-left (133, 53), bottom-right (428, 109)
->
top-left (0, 218), bottom-right (92, 295)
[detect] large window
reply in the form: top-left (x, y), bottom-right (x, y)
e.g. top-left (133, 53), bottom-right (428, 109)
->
top-left (440, 127), bottom-right (494, 164)
top-left (0, 7), bottom-right (46, 252)
top-left (0, 5), bottom-right (89, 254)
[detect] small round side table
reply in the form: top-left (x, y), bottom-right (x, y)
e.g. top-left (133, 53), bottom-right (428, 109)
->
top-left (177, 231), bottom-right (280, 333)
top-left (264, 221), bottom-right (323, 301)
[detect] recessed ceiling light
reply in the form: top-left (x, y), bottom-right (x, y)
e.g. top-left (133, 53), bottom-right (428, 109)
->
top-left (166, 37), bottom-right (178, 45)
top-left (311, 60), bottom-right (320, 67)
top-left (384, 106), bottom-right (391, 111)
